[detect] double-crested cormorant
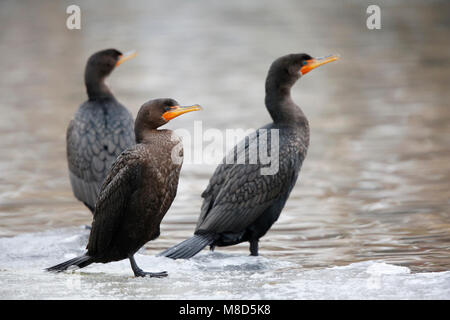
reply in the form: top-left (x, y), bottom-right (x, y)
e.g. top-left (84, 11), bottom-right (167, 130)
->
top-left (160, 53), bottom-right (338, 259)
top-left (48, 99), bottom-right (202, 277)
top-left (67, 49), bottom-right (137, 213)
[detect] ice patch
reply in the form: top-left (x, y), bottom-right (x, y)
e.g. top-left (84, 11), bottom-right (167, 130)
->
top-left (366, 262), bottom-right (410, 275)
top-left (0, 228), bottom-right (449, 299)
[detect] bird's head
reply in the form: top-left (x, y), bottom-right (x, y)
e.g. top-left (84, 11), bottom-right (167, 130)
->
top-left (266, 53), bottom-right (339, 90)
top-left (85, 49), bottom-right (137, 79)
top-left (135, 98), bottom-right (202, 141)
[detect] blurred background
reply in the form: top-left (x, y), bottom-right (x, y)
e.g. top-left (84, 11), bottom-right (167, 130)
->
top-left (0, 0), bottom-right (449, 275)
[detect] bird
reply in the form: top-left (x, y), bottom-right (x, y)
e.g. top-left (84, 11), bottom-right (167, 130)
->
top-left (67, 48), bottom-right (137, 213)
top-left (47, 98), bottom-right (202, 277)
top-left (160, 53), bottom-right (339, 259)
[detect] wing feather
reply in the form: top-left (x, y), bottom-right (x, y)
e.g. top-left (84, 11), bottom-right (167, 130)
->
top-left (66, 100), bottom-right (135, 210)
top-left (196, 127), bottom-right (302, 234)
top-left (87, 149), bottom-right (140, 255)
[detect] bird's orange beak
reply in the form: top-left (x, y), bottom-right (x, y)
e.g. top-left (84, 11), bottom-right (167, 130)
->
top-left (162, 105), bottom-right (202, 121)
top-left (116, 50), bottom-right (137, 67)
top-left (300, 54), bottom-right (339, 75)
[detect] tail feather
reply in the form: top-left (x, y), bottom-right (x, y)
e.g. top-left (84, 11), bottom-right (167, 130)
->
top-left (46, 254), bottom-right (94, 273)
top-left (159, 234), bottom-right (215, 259)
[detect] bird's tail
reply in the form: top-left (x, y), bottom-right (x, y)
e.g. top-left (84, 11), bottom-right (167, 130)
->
top-left (46, 254), bottom-right (94, 273)
top-left (159, 234), bottom-right (215, 259)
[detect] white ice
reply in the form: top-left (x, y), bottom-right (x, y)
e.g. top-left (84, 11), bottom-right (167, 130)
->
top-left (0, 228), bottom-right (449, 299)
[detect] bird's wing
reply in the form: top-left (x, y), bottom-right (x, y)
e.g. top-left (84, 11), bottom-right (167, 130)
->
top-left (66, 118), bottom-right (101, 211)
top-left (200, 127), bottom-right (264, 203)
top-left (104, 102), bottom-right (136, 159)
top-left (66, 102), bottom-right (135, 210)
top-left (87, 148), bottom-right (141, 255)
top-left (197, 128), bottom-right (303, 234)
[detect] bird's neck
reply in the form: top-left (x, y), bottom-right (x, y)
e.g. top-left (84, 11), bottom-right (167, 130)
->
top-left (265, 80), bottom-right (308, 126)
top-left (135, 128), bottom-right (170, 144)
top-left (85, 72), bottom-right (114, 100)
top-left (136, 129), bottom-right (155, 144)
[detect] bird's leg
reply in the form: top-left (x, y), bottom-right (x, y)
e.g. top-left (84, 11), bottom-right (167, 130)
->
top-left (249, 240), bottom-right (259, 256)
top-left (209, 244), bottom-right (216, 252)
top-left (129, 255), bottom-right (168, 278)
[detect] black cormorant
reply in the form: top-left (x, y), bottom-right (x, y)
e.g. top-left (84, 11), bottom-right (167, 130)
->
top-left (48, 99), bottom-right (202, 276)
top-left (67, 49), bottom-right (137, 213)
top-left (160, 53), bottom-right (338, 259)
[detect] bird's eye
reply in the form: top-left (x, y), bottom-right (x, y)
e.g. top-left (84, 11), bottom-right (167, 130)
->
top-left (302, 61), bottom-right (308, 66)
top-left (164, 106), bottom-right (171, 112)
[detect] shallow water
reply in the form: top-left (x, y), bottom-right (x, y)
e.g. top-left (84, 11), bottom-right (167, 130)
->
top-left (0, 0), bottom-right (449, 299)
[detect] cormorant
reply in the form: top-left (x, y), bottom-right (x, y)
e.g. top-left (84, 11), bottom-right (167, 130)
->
top-left (48, 99), bottom-right (202, 277)
top-left (160, 53), bottom-right (338, 259)
top-left (67, 49), bottom-right (137, 213)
